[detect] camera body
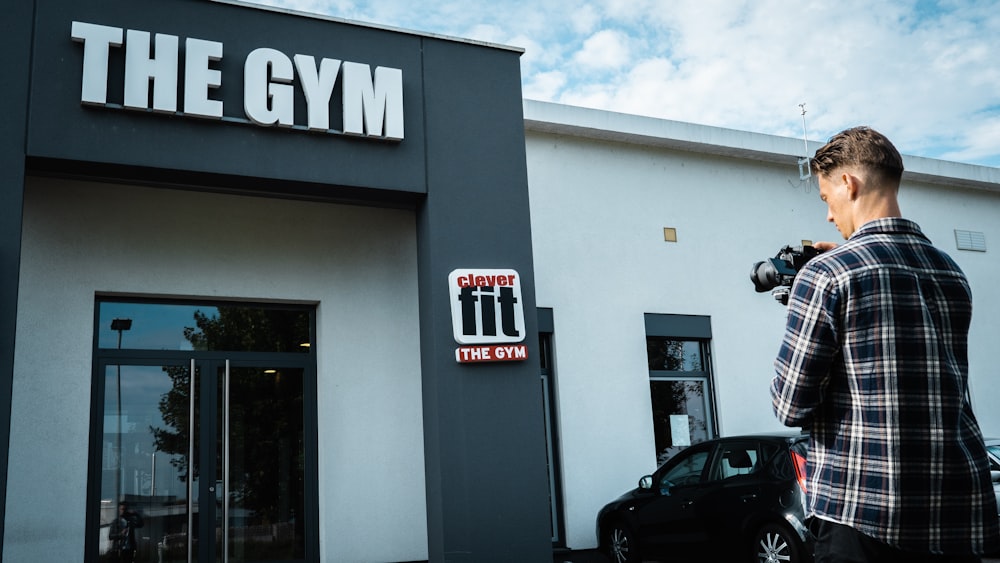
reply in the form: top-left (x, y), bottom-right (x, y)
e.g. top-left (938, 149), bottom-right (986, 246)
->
top-left (750, 244), bottom-right (819, 305)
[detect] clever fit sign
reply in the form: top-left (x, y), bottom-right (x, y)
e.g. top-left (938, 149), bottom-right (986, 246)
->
top-left (448, 269), bottom-right (527, 363)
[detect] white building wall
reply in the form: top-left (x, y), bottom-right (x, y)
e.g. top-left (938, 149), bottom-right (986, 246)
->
top-left (524, 102), bottom-right (1000, 550)
top-left (6, 178), bottom-right (427, 563)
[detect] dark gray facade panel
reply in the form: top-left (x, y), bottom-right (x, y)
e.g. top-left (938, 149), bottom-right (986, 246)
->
top-left (10, 0), bottom-right (552, 559)
top-left (644, 312), bottom-right (713, 339)
top-left (28, 0), bottom-right (426, 195)
top-left (538, 308), bottom-right (554, 333)
top-left (0, 0), bottom-right (33, 545)
top-left (417, 40), bottom-right (552, 562)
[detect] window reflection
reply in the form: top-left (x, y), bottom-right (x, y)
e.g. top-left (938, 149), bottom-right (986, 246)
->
top-left (221, 367), bottom-right (306, 560)
top-left (650, 380), bottom-right (710, 465)
top-left (646, 338), bottom-right (704, 371)
top-left (98, 301), bottom-right (311, 353)
top-left (100, 364), bottom-right (194, 562)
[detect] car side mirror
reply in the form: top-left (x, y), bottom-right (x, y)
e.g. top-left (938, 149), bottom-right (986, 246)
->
top-left (991, 470), bottom-right (1000, 483)
top-left (638, 475), bottom-right (653, 490)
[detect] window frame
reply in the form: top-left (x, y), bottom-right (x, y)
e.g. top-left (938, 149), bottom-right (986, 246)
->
top-left (645, 314), bottom-right (719, 465)
top-left (85, 296), bottom-right (320, 563)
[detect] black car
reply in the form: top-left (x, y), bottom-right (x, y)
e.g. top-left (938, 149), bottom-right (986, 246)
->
top-left (986, 439), bottom-right (1000, 520)
top-left (597, 433), bottom-right (813, 563)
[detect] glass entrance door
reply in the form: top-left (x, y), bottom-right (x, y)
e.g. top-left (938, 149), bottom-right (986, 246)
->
top-left (98, 360), bottom-right (198, 563)
top-left (216, 362), bottom-right (305, 562)
top-left (96, 359), bottom-right (306, 563)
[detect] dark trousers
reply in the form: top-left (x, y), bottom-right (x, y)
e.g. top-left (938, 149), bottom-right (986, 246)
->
top-left (812, 519), bottom-right (982, 563)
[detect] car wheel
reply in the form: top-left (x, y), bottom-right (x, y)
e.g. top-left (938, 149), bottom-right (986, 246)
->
top-left (752, 523), bottom-right (803, 563)
top-left (603, 522), bottom-right (641, 563)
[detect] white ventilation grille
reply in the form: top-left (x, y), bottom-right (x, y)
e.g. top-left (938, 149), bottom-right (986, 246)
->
top-left (954, 230), bottom-right (987, 252)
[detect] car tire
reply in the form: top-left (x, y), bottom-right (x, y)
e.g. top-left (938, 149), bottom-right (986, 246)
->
top-left (603, 521), bottom-right (641, 563)
top-left (752, 522), bottom-right (805, 563)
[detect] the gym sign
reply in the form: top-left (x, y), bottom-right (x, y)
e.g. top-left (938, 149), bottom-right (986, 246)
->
top-left (70, 21), bottom-right (404, 140)
top-left (448, 269), bottom-right (527, 364)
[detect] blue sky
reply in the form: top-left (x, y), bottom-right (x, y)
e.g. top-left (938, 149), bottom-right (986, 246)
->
top-left (246, 0), bottom-right (1000, 168)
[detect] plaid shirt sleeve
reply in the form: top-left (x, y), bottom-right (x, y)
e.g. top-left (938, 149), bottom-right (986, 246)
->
top-left (770, 261), bottom-right (839, 427)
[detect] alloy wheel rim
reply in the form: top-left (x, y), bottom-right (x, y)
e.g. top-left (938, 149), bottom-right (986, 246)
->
top-left (611, 527), bottom-right (630, 563)
top-left (757, 530), bottom-right (791, 563)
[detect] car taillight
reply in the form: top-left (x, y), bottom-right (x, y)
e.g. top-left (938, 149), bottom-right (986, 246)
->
top-left (791, 450), bottom-right (807, 493)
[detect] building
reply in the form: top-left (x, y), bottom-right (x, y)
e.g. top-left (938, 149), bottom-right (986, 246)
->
top-left (3, 1), bottom-right (999, 561)
top-left (523, 100), bottom-right (1000, 550)
top-left (3, 1), bottom-right (548, 561)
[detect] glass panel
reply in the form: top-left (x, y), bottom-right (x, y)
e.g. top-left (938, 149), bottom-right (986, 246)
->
top-left (98, 302), bottom-right (311, 353)
top-left (99, 364), bottom-right (198, 563)
top-left (646, 338), bottom-right (704, 371)
top-left (218, 367), bottom-right (305, 562)
top-left (714, 444), bottom-right (759, 481)
top-left (987, 445), bottom-right (1000, 471)
top-left (650, 379), bottom-right (710, 465)
top-left (659, 449), bottom-right (709, 489)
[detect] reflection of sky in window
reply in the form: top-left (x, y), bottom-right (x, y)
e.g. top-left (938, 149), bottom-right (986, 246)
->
top-left (103, 365), bottom-right (187, 492)
top-left (104, 365), bottom-right (178, 431)
top-left (99, 302), bottom-right (217, 350)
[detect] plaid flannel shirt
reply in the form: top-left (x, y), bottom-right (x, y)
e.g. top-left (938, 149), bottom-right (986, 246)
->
top-left (771, 217), bottom-right (999, 554)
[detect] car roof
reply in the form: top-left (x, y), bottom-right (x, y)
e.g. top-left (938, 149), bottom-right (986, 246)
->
top-left (717, 432), bottom-right (807, 440)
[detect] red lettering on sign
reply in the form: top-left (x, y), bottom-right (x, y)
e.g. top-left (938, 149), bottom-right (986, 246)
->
top-left (455, 273), bottom-right (516, 288)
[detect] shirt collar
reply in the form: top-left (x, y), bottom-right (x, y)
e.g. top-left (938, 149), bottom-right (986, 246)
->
top-left (849, 217), bottom-right (927, 241)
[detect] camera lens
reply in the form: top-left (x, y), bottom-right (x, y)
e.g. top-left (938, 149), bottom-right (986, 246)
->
top-left (750, 260), bottom-right (781, 293)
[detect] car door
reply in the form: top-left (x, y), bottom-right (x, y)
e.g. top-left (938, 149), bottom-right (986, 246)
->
top-left (698, 440), bottom-right (767, 545)
top-left (634, 442), bottom-right (715, 551)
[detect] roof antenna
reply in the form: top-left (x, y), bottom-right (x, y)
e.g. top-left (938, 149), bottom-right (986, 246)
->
top-left (797, 103), bottom-right (811, 181)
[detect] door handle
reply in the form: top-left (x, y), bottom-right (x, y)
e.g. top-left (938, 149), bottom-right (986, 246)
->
top-left (223, 360), bottom-right (231, 563)
top-left (187, 359), bottom-right (195, 563)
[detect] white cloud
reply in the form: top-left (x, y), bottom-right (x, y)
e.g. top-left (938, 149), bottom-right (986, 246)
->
top-left (570, 4), bottom-right (601, 34)
top-left (523, 70), bottom-right (568, 101)
top-left (572, 29), bottom-right (631, 71)
top-left (244, 0), bottom-right (1000, 166)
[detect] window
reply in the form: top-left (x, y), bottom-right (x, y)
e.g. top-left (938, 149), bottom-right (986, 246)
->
top-left (713, 444), bottom-right (759, 481)
top-left (645, 314), bottom-right (717, 466)
top-left (87, 298), bottom-right (318, 562)
top-left (659, 449), bottom-right (709, 490)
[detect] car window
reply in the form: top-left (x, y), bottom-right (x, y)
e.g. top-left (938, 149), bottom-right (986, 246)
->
top-left (760, 443), bottom-right (779, 465)
top-left (659, 449), bottom-right (710, 491)
top-left (712, 443), bottom-right (759, 481)
top-left (987, 445), bottom-right (1000, 471)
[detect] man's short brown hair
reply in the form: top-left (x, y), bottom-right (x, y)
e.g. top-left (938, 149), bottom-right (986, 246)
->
top-left (811, 126), bottom-right (904, 188)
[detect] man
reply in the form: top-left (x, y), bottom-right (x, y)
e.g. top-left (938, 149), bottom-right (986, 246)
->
top-left (770, 126), bottom-right (999, 562)
top-left (110, 501), bottom-right (144, 563)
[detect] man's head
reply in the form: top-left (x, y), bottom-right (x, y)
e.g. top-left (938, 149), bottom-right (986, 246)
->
top-left (811, 126), bottom-right (904, 239)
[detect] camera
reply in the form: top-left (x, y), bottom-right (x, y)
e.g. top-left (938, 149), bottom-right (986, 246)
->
top-left (750, 244), bottom-right (819, 305)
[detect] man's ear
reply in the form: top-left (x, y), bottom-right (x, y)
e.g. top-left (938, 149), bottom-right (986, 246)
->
top-left (843, 172), bottom-right (861, 201)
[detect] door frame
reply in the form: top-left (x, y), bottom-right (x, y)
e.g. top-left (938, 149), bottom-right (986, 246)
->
top-left (85, 348), bottom-right (319, 562)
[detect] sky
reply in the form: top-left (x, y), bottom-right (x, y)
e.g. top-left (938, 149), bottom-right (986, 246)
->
top-left (245, 0), bottom-right (1000, 168)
